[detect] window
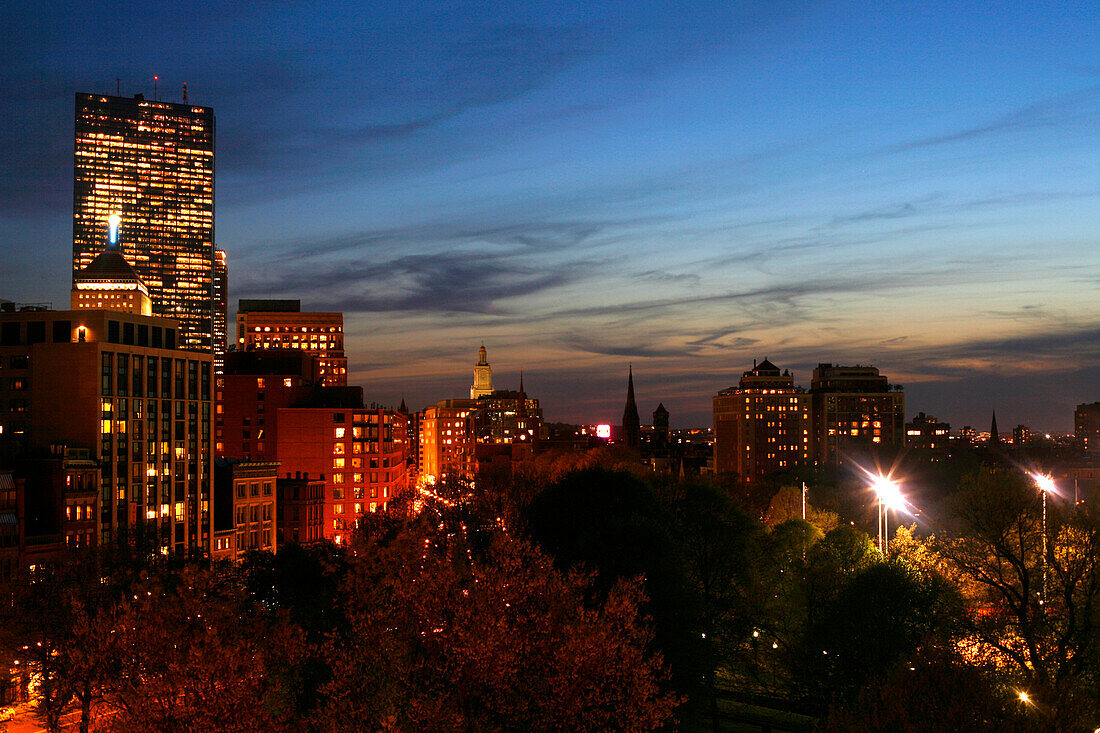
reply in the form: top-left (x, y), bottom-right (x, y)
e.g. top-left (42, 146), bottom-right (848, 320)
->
top-left (27, 321), bottom-right (46, 345)
top-left (52, 320), bottom-right (71, 343)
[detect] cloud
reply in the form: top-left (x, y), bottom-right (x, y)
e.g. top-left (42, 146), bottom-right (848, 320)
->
top-left (891, 85), bottom-right (1100, 152)
top-left (237, 248), bottom-right (597, 315)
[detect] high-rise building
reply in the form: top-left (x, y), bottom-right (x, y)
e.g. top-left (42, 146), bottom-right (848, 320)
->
top-left (0, 307), bottom-right (214, 554)
top-left (418, 402), bottom-right (477, 483)
top-left (73, 93), bottom-right (217, 354)
top-left (1075, 403), bottom-right (1100, 453)
top-left (214, 249), bottom-right (228, 372)
top-left (236, 299), bottom-right (347, 386)
top-left (712, 359), bottom-right (812, 484)
top-left (471, 344), bottom-right (493, 398)
top-left (810, 363), bottom-right (904, 466)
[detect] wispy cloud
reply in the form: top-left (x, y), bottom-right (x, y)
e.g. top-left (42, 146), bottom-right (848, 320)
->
top-left (891, 85), bottom-right (1100, 152)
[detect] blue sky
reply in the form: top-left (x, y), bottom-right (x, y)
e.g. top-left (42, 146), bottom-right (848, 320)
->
top-left (2, 1), bottom-right (1098, 429)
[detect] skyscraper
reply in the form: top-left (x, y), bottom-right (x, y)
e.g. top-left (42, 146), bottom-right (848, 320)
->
top-left (214, 249), bottom-right (228, 371)
top-left (73, 92), bottom-right (219, 354)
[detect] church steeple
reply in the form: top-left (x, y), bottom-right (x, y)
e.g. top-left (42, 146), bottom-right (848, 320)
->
top-left (622, 365), bottom-right (640, 449)
top-left (989, 410), bottom-right (1001, 446)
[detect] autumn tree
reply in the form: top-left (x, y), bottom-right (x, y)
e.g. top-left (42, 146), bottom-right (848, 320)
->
top-left (318, 512), bottom-right (679, 731)
top-left (98, 563), bottom-right (308, 732)
top-left (932, 468), bottom-right (1100, 732)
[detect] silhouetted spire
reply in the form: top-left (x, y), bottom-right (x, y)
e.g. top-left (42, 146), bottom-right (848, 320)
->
top-left (398, 395), bottom-right (408, 414)
top-left (990, 410), bottom-right (1001, 445)
top-left (622, 365), bottom-right (640, 449)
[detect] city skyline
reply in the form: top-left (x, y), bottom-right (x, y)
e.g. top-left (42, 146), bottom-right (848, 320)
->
top-left (2, 2), bottom-right (1099, 429)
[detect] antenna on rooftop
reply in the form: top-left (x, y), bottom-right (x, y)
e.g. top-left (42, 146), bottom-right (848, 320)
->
top-left (153, 75), bottom-right (158, 100)
top-left (116, 78), bottom-right (120, 96)
top-left (182, 82), bottom-right (188, 103)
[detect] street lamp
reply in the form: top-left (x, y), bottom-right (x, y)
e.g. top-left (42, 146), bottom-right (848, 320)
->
top-left (1032, 473), bottom-right (1056, 603)
top-left (871, 475), bottom-right (904, 555)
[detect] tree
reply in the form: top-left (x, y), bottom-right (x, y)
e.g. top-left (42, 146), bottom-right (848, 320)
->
top-left (764, 484), bottom-right (839, 533)
top-left (932, 468), bottom-right (1100, 732)
top-left (99, 564), bottom-right (308, 732)
top-left (820, 647), bottom-right (1031, 733)
top-left (670, 479), bottom-right (768, 732)
top-left (801, 559), bottom-right (962, 703)
top-left (522, 468), bottom-right (701, 696)
top-left (318, 513), bottom-right (680, 731)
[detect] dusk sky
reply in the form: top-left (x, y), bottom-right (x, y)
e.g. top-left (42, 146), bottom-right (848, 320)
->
top-left (2, 1), bottom-right (1098, 430)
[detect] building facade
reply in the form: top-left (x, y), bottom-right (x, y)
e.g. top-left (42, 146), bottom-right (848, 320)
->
top-left (216, 350), bottom-right (316, 460)
top-left (810, 363), bottom-right (905, 466)
top-left (1075, 403), bottom-right (1100, 453)
top-left (277, 473), bottom-right (325, 546)
top-left (418, 402), bottom-right (477, 484)
top-left (236, 300), bottom-right (347, 386)
top-left (212, 459), bottom-right (278, 561)
top-left (905, 412), bottom-right (951, 453)
top-left (214, 249), bottom-right (228, 372)
top-left (0, 308), bottom-right (214, 554)
top-left (73, 93), bottom-right (219, 354)
top-left (712, 359), bottom-right (812, 485)
top-left (275, 407), bottom-right (408, 544)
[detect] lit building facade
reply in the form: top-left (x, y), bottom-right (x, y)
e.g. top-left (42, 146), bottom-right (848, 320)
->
top-left (905, 412), bottom-right (951, 453)
top-left (418, 402), bottom-right (477, 483)
top-left (70, 215), bottom-right (152, 316)
top-left (712, 359), bottom-right (812, 484)
top-left (1075, 402), bottom-right (1100, 453)
top-left (275, 407), bottom-right (408, 544)
top-left (236, 300), bottom-right (347, 386)
top-left (212, 459), bottom-right (278, 561)
top-left (73, 93), bottom-right (218, 354)
top-left (0, 308), bottom-right (214, 554)
top-left (810, 363), bottom-right (905, 466)
top-left (216, 350), bottom-right (316, 460)
top-left (214, 249), bottom-right (228, 372)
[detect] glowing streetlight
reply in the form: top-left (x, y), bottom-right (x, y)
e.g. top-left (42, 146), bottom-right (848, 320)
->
top-left (1032, 473), bottom-right (1056, 602)
top-left (1018, 690), bottom-right (1031, 705)
top-left (871, 475), bottom-right (904, 555)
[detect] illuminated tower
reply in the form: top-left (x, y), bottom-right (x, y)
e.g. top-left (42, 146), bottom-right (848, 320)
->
top-left (70, 213), bottom-right (152, 315)
top-left (471, 344), bottom-right (493, 398)
top-left (73, 92), bottom-right (216, 353)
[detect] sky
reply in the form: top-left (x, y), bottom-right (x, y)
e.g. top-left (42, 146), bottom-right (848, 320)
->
top-left (2, 1), bottom-right (1099, 430)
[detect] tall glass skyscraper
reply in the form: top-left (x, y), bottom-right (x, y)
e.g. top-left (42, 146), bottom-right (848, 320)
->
top-left (72, 92), bottom-right (224, 357)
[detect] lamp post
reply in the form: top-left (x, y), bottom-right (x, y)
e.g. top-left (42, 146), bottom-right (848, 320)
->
top-left (871, 476), bottom-right (903, 555)
top-left (1032, 473), bottom-right (1056, 603)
